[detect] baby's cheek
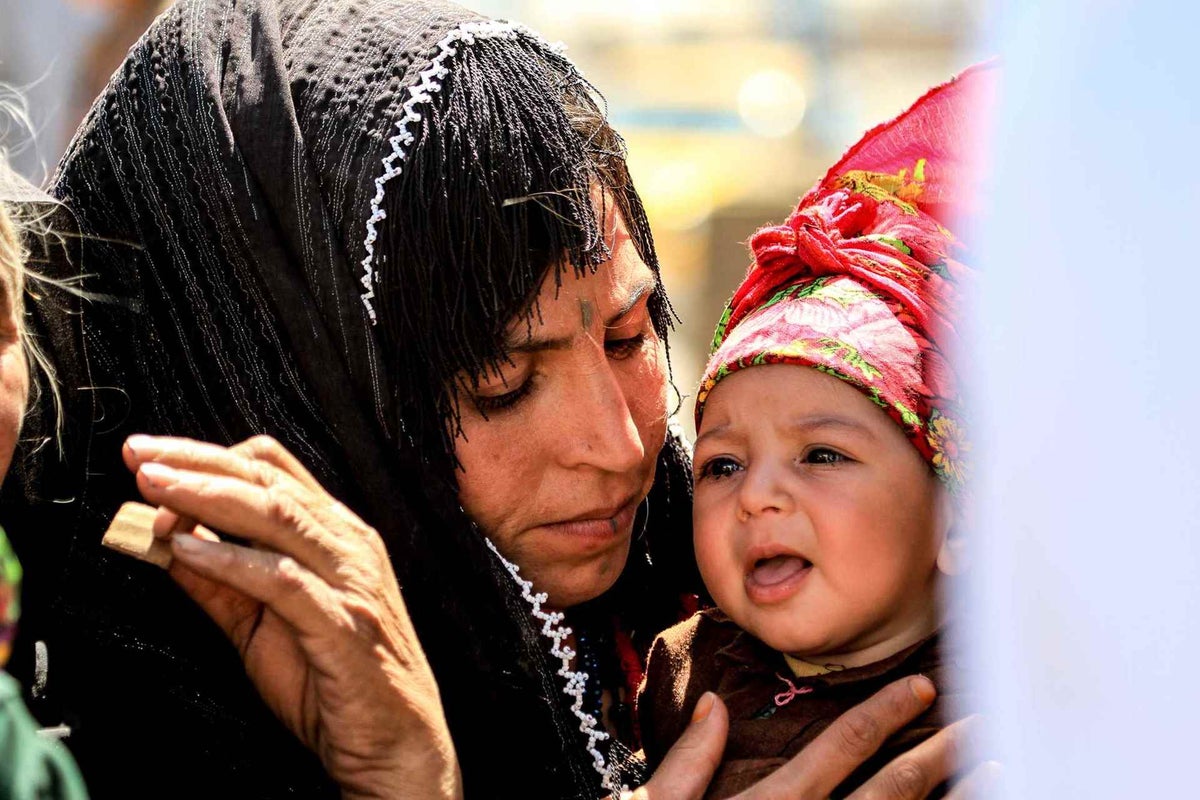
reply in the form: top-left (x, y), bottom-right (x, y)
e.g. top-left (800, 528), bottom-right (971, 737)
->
top-left (693, 514), bottom-right (740, 603)
top-left (825, 545), bottom-right (904, 611)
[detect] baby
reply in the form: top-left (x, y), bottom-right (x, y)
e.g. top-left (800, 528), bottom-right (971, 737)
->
top-left (638, 65), bottom-right (992, 800)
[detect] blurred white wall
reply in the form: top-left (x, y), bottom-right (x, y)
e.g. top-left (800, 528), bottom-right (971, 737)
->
top-left (0, 0), bottom-right (103, 182)
top-left (970, 1), bottom-right (1200, 795)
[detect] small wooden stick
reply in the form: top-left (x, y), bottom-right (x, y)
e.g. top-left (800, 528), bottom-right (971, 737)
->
top-left (101, 502), bottom-right (172, 569)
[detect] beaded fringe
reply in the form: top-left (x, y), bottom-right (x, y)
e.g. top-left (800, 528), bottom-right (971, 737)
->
top-left (359, 20), bottom-right (565, 323)
top-left (484, 538), bottom-right (627, 795)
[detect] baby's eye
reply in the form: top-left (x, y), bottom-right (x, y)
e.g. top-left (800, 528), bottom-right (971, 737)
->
top-left (803, 447), bottom-right (847, 465)
top-left (698, 456), bottom-right (742, 481)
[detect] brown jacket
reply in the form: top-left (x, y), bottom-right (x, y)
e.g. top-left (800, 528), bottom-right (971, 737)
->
top-left (637, 609), bottom-right (962, 800)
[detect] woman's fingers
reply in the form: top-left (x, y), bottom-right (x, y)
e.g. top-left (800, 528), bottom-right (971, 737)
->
top-left (166, 533), bottom-right (341, 641)
top-left (847, 715), bottom-right (979, 800)
top-left (126, 434), bottom-right (377, 584)
top-left (152, 505), bottom-right (199, 539)
top-left (134, 461), bottom-right (356, 585)
top-left (167, 550), bottom-right (262, 646)
top-left (228, 434), bottom-right (325, 494)
top-left (126, 435), bottom-right (329, 514)
top-left (632, 693), bottom-right (729, 800)
top-left (125, 435), bottom-right (270, 484)
top-left (740, 676), bottom-right (937, 800)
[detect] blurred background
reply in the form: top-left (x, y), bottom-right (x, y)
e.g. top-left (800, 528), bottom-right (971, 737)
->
top-left (0, 0), bottom-right (984, 433)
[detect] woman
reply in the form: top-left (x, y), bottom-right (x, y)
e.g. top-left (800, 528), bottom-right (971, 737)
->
top-left (4, 1), bottom-right (971, 797)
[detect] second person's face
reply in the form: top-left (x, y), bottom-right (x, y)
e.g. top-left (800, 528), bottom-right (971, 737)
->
top-left (692, 365), bottom-right (945, 666)
top-left (453, 210), bottom-right (668, 609)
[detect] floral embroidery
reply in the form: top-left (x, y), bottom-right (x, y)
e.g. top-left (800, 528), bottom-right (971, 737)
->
top-left (837, 158), bottom-right (927, 214)
top-left (927, 411), bottom-right (969, 489)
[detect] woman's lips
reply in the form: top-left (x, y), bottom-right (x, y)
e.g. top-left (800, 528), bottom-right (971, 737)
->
top-left (539, 497), bottom-right (639, 540)
top-left (745, 554), bottom-right (813, 605)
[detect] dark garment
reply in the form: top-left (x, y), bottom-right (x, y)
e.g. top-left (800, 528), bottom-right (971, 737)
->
top-left (638, 610), bottom-right (962, 800)
top-left (0, 673), bottom-right (89, 800)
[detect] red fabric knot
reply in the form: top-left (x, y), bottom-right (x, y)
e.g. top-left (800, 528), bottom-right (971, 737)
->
top-left (730, 189), bottom-right (901, 339)
top-left (774, 673), bottom-right (814, 708)
top-left (730, 220), bottom-right (822, 331)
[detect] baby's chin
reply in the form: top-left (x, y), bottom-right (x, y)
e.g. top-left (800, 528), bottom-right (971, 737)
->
top-left (737, 610), bottom-right (858, 661)
top-left (744, 609), bottom-right (939, 670)
top-left (713, 583), bottom-right (888, 662)
top-left (763, 635), bottom-right (852, 662)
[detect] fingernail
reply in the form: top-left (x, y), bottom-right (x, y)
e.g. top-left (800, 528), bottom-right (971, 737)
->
top-left (171, 533), bottom-right (206, 556)
top-left (691, 691), bottom-right (715, 723)
top-left (125, 434), bottom-right (160, 459)
top-left (140, 462), bottom-right (179, 488)
top-left (910, 675), bottom-right (937, 703)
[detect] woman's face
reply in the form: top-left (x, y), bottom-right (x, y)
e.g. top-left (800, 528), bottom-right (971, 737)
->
top-left (454, 211), bottom-right (668, 609)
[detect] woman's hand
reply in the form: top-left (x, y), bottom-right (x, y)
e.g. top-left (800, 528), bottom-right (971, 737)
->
top-left (637, 676), bottom-right (986, 799)
top-left (122, 434), bottom-right (462, 800)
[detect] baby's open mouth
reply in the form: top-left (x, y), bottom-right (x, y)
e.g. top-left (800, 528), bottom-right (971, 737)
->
top-left (747, 554), bottom-right (813, 587)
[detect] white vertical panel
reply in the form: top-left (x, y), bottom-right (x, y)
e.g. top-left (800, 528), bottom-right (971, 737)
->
top-left (969, 2), bottom-right (1200, 796)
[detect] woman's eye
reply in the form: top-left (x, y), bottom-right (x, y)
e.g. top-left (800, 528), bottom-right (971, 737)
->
top-left (803, 447), bottom-right (846, 465)
top-left (699, 456), bottom-right (742, 481)
top-left (605, 332), bottom-right (647, 361)
top-left (472, 378), bottom-right (534, 415)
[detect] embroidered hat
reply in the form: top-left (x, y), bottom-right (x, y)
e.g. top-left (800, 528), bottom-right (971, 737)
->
top-left (696, 64), bottom-right (997, 494)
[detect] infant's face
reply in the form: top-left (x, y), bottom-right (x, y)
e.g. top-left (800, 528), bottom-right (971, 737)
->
top-left (692, 364), bottom-right (945, 666)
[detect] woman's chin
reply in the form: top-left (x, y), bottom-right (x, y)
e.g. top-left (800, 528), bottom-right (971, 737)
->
top-left (535, 542), bottom-right (633, 610)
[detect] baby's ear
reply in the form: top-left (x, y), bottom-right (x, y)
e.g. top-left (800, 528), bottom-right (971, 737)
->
top-left (934, 488), bottom-right (967, 576)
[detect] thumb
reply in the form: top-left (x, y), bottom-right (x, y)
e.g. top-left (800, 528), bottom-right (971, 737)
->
top-left (168, 555), bottom-right (263, 650)
top-left (633, 692), bottom-right (728, 800)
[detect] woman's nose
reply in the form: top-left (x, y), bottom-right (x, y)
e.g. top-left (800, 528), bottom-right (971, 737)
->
top-left (736, 463), bottom-right (794, 521)
top-left (559, 361), bottom-right (645, 474)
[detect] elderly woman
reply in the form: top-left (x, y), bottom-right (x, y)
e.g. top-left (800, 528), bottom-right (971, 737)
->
top-left (4, 1), bottom-right (967, 797)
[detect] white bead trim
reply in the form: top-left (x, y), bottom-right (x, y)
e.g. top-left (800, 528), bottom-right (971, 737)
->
top-left (358, 21), bottom-right (567, 323)
top-left (484, 537), bottom-right (628, 795)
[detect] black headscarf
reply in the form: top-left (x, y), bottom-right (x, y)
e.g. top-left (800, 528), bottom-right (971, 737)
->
top-left (3, 1), bottom-right (701, 798)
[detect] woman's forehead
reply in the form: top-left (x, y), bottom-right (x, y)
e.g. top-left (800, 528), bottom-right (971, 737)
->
top-left (503, 239), bottom-right (655, 348)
